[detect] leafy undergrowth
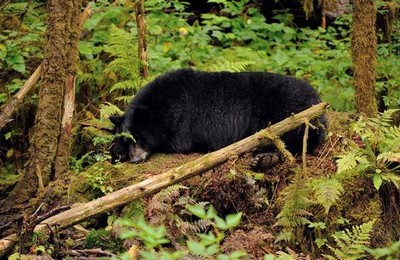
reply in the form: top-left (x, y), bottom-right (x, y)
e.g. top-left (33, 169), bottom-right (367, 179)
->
top-left (9, 111), bottom-right (400, 259)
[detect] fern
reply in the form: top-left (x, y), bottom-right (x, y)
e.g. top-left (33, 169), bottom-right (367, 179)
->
top-left (153, 185), bottom-right (188, 201)
top-left (204, 58), bottom-right (255, 72)
top-left (311, 177), bottom-right (344, 214)
top-left (325, 219), bottom-right (376, 260)
top-left (366, 240), bottom-right (400, 259)
top-left (103, 24), bottom-right (143, 100)
top-left (275, 176), bottom-right (313, 242)
top-left (100, 102), bottom-right (123, 120)
top-left (379, 126), bottom-right (400, 154)
top-left (335, 110), bottom-right (399, 190)
top-left (353, 109), bottom-right (400, 154)
top-left (335, 150), bottom-right (369, 174)
top-left (381, 173), bottom-right (400, 189)
top-left (179, 219), bottom-right (214, 234)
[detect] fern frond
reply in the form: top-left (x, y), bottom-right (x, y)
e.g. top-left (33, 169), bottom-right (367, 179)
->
top-left (275, 230), bottom-right (295, 243)
top-left (102, 24), bottom-right (143, 102)
top-left (104, 24), bottom-right (138, 58)
top-left (100, 102), bottom-right (123, 119)
top-left (380, 126), bottom-right (400, 153)
top-left (377, 152), bottom-right (400, 166)
top-left (154, 185), bottom-right (188, 201)
top-left (191, 219), bottom-right (214, 233)
top-left (366, 240), bottom-right (400, 259)
top-left (114, 95), bottom-right (134, 103)
top-left (312, 177), bottom-right (344, 214)
top-left (106, 58), bottom-right (138, 78)
top-left (335, 150), bottom-right (367, 174)
top-left (206, 59), bottom-right (255, 72)
top-left (326, 219), bottom-right (376, 260)
top-left (275, 177), bottom-right (313, 242)
top-left (178, 219), bottom-right (210, 234)
top-left (383, 126), bottom-right (400, 140)
top-left (109, 80), bottom-right (138, 94)
top-left (381, 173), bottom-right (400, 189)
top-left (380, 109), bottom-right (400, 123)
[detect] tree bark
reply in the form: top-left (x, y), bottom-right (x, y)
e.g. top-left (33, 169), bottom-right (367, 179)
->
top-left (351, 0), bottom-right (378, 117)
top-left (54, 2), bottom-right (91, 178)
top-left (135, 0), bottom-right (148, 78)
top-left (54, 4), bottom-right (82, 177)
top-left (1, 0), bottom-right (83, 211)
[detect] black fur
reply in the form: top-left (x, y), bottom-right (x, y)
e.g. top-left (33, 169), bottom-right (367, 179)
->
top-left (110, 69), bottom-right (327, 164)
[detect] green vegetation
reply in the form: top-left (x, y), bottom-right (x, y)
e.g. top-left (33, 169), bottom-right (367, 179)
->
top-left (1, 0), bottom-right (400, 258)
top-left (114, 204), bottom-right (244, 259)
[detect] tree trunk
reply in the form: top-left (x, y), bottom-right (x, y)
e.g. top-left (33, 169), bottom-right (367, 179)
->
top-left (54, 2), bottom-right (83, 177)
top-left (351, 0), bottom-right (378, 117)
top-left (135, 0), bottom-right (148, 78)
top-left (1, 0), bottom-right (83, 211)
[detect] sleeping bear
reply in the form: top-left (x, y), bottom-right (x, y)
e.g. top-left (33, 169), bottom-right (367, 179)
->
top-left (110, 69), bottom-right (327, 170)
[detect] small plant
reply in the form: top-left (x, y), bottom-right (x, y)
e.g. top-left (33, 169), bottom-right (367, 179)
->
top-left (103, 24), bottom-right (144, 103)
top-left (115, 204), bottom-right (245, 259)
top-left (275, 175), bottom-right (313, 243)
top-left (324, 219), bottom-right (376, 260)
top-left (81, 161), bottom-right (114, 193)
top-left (335, 110), bottom-right (400, 190)
top-left (87, 229), bottom-right (124, 252)
top-left (366, 240), bottom-right (400, 260)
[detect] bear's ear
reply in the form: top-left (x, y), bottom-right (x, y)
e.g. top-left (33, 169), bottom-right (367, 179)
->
top-left (110, 115), bottom-right (123, 126)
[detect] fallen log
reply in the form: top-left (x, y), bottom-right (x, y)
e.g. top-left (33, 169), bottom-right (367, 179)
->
top-left (0, 102), bottom-right (328, 256)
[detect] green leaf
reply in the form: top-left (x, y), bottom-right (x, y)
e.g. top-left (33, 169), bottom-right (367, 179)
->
top-left (315, 238), bottom-right (328, 248)
top-left (8, 253), bottom-right (21, 260)
top-left (187, 240), bottom-right (206, 255)
top-left (119, 229), bottom-right (136, 239)
top-left (381, 173), bottom-right (400, 189)
top-left (187, 204), bottom-right (206, 219)
top-left (225, 212), bottom-right (242, 228)
top-left (79, 41), bottom-right (95, 57)
top-left (115, 218), bottom-right (136, 227)
top-left (11, 62), bottom-right (26, 73)
top-left (217, 254), bottom-right (230, 260)
top-left (206, 205), bottom-right (217, 219)
top-left (309, 222), bottom-right (326, 230)
top-left (0, 44), bottom-right (6, 59)
top-left (373, 174), bottom-right (383, 190)
top-left (204, 244), bottom-right (219, 256)
top-left (214, 215), bottom-right (228, 230)
top-left (197, 232), bottom-right (217, 246)
top-left (366, 240), bottom-right (400, 258)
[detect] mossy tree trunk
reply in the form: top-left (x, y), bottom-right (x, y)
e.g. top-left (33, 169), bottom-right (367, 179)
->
top-left (351, 0), bottom-right (378, 117)
top-left (135, 0), bottom-right (148, 78)
top-left (1, 0), bottom-right (83, 211)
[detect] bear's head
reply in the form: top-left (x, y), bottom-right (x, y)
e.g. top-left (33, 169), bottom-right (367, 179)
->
top-left (109, 108), bottom-right (151, 164)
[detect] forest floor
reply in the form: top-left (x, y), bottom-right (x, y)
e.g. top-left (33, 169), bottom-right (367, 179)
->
top-left (2, 111), bottom-right (399, 259)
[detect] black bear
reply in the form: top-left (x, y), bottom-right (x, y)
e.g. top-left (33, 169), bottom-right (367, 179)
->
top-left (110, 69), bottom-right (327, 169)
